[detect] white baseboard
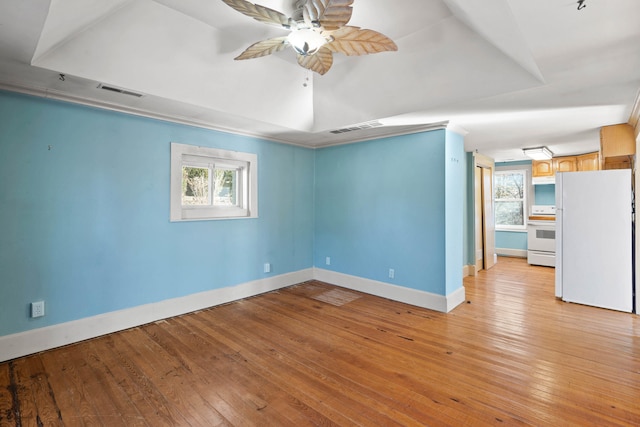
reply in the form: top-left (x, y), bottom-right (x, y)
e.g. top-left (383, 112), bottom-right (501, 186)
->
top-left (314, 268), bottom-right (465, 314)
top-left (462, 264), bottom-right (477, 277)
top-left (1, 266), bottom-right (469, 362)
top-left (0, 269), bottom-right (314, 363)
top-left (495, 248), bottom-right (527, 258)
top-left (446, 286), bottom-right (467, 312)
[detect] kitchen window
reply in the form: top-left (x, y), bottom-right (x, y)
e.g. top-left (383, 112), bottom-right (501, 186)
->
top-left (170, 142), bottom-right (258, 221)
top-left (494, 168), bottom-right (528, 231)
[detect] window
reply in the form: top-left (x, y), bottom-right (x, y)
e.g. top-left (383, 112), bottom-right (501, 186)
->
top-left (170, 142), bottom-right (257, 221)
top-left (494, 169), bottom-right (528, 230)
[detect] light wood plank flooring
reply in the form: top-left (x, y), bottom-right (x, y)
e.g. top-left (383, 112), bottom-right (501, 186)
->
top-left (1, 257), bottom-right (639, 426)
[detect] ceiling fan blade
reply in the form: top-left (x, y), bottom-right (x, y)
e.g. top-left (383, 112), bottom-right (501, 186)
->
top-left (235, 37), bottom-right (289, 60)
top-left (303, 0), bottom-right (354, 31)
top-left (297, 47), bottom-right (334, 75)
top-left (326, 26), bottom-right (397, 56)
top-left (221, 0), bottom-right (294, 28)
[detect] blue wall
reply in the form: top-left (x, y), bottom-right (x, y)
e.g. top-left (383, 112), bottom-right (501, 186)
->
top-left (0, 91), bottom-right (314, 336)
top-left (314, 130), bottom-right (464, 296)
top-left (444, 131), bottom-right (465, 294)
top-left (535, 184), bottom-right (555, 205)
top-left (0, 90), bottom-right (468, 338)
top-left (495, 231), bottom-right (527, 250)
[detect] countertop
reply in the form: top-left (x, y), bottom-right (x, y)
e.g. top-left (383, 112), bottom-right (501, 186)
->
top-left (528, 215), bottom-right (556, 221)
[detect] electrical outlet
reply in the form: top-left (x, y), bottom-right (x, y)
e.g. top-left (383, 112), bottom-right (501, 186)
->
top-left (326, 257), bottom-right (331, 265)
top-left (264, 263), bottom-right (271, 273)
top-left (389, 269), bottom-right (395, 279)
top-left (31, 301), bottom-right (45, 318)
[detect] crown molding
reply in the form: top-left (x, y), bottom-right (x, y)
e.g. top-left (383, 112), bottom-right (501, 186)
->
top-left (0, 81), bottom-right (459, 150)
top-left (0, 81), bottom-right (310, 148)
top-left (316, 121), bottom-right (452, 149)
top-left (630, 88), bottom-right (640, 137)
top-left (446, 121), bottom-right (469, 136)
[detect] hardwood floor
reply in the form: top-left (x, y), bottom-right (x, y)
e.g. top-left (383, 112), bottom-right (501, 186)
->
top-left (1, 257), bottom-right (639, 426)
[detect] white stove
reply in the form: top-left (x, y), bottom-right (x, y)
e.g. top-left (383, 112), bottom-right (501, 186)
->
top-left (531, 205), bottom-right (556, 217)
top-left (527, 205), bottom-right (556, 267)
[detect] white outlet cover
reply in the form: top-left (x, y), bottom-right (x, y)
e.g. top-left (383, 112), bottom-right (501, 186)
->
top-left (31, 301), bottom-right (45, 318)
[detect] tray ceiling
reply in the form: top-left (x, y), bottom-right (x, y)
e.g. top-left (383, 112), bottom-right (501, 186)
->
top-left (1, 0), bottom-right (638, 160)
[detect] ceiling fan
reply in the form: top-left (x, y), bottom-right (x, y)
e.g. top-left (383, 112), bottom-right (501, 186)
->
top-left (221, 0), bottom-right (398, 75)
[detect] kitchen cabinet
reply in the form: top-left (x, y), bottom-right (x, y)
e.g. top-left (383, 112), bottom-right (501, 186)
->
top-left (553, 156), bottom-right (577, 173)
top-left (600, 124), bottom-right (635, 170)
top-left (533, 152), bottom-right (601, 178)
top-left (576, 152), bottom-right (600, 171)
top-left (532, 159), bottom-right (554, 177)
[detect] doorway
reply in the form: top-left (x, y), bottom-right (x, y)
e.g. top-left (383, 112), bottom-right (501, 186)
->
top-left (474, 153), bottom-right (495, 272)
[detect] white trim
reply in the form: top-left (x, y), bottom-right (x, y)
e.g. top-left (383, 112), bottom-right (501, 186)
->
top-left (494, 167), bottom-right (531, 232)
top-left (0, 267), bottom-right (470, 362)
top-left (316, 121), bottom-right (451, 149)
top-left (446, 286), bottom-right (467, 312)
top-left (170, 142), bottom-right (258, 221)
top-left (0, 82), bottom-right (456, 150)
top-left (462, 265), bottom-right (470, 277)
top-left (462, 264), bottom-right (477, 277)
top-left (629, 87), bottom-right (640, 137)
top-left (0, 81), bottom-right (310, 149)
top-left (446, 121), bottom-right (469, 137)
top-left (0, 269), bottom-right (313, 362)
top-left (474, 152), bottom-right (495, 169)
top-left (495, 248), bottom-right (527, 258)
top-left (313, 268), bottom-right (465, 313)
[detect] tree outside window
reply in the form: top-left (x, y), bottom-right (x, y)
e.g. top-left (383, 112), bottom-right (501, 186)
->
top-left (494, 170), bottom-right (527, 230)
top-left (182, 166), bottom-right (210, 205)
top-left (182, 166), bottom-right (238, 207)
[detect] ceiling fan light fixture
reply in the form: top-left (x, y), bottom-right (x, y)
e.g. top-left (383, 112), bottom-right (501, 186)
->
top-left (523, 146), bottom-right (553, 160)
top-left (221, 0), bottom-right (397, 74)
top-left (287, 28), bottom-right (328, 56)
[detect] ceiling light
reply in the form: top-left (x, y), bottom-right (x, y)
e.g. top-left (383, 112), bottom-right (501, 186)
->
top-left (523, 146), bottom-right (553, 160)
top-left (287, 28), bottom-right (329, 56)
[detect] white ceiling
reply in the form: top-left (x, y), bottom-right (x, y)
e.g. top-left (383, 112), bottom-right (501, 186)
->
top-left (1, 0), bottom-right (639, 161)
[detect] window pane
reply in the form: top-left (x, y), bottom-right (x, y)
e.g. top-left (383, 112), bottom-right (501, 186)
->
top-left (495, 201), bottom-right (524, 226)
top-left (495, 172), bottom-right (524, 200)
top-left (213, 168), bottom-right (237, 206)
top-left (182, 166), bottom-right (210, 205)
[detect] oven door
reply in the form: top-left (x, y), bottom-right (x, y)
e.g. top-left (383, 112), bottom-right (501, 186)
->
top-left (528, 221), bottom-right (556, 253)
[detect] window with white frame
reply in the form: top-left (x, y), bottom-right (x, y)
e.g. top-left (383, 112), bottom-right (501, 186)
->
top-left (170, 142), bottom-right (257, 221)
top-left (494, 169), bottom-right (528, 230)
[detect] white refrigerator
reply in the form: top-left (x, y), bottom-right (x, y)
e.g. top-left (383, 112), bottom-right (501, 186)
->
top-left (555, 169), bottom-right (634, 313)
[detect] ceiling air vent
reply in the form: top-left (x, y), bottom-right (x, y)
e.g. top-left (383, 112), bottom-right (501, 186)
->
top-left (329, 120), bottom-right (383, 134)
top-left (97, 84), bottom-right (143, 98)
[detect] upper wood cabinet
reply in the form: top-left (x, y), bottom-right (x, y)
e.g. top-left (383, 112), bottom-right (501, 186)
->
top-left (576, 152), bottom-right (600, 171)
top-left (532, 152), bottom-right (600, 178)
top-left (553, 156), bottom-right (577, 173)
top-left (600, 124), bottom-right (635, 170)
top-left (532, 159), bottom-right (554, 177)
